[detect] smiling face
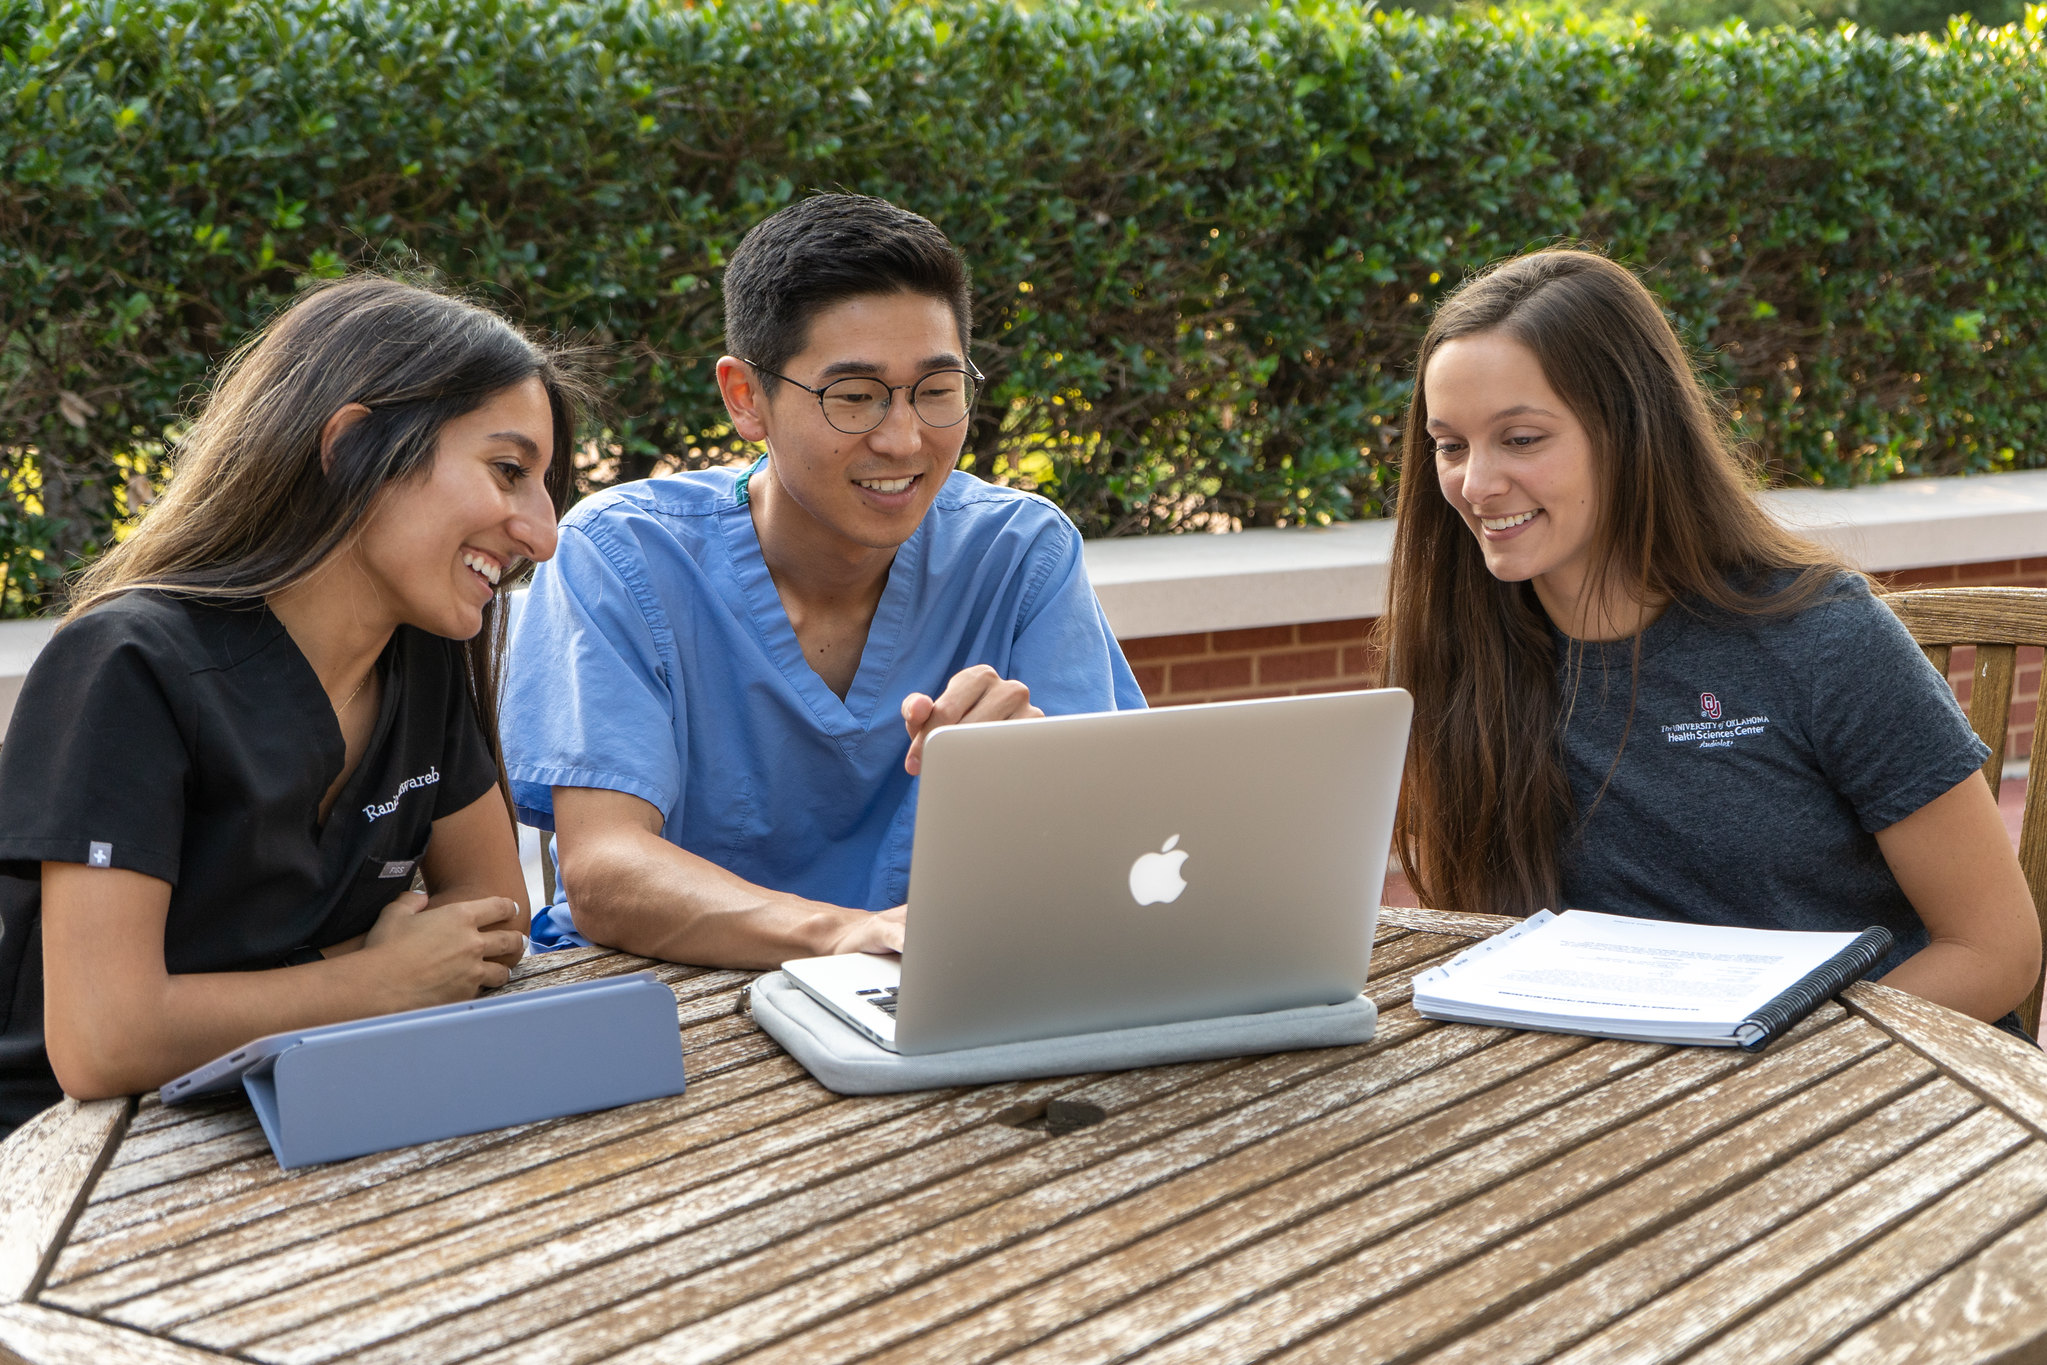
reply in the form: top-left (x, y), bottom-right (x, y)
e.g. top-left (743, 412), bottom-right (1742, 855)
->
top-left (723, 291), bottom-right (970, 568)
top-left (349, 375), bottom-right (560, 640)
top-left (1424, 331), bottom-right (1613, 631)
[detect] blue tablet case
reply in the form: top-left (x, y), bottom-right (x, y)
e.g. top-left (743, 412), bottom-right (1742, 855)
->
top-left (165, 974), bottom-right (686, 1169)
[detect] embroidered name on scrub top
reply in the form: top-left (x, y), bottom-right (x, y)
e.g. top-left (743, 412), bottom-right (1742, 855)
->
top-left (362, 766), bottom-right (440, 822)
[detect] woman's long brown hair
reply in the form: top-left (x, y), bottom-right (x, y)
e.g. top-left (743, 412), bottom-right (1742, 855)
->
top-left (67, 274), bottom-right (594, 816)
top-left (1382, 249), bottom-right (1847, 918)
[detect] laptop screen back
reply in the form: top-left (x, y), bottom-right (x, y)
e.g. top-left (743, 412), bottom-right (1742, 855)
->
top-left (893, 688), bottom-right (1411, 1054)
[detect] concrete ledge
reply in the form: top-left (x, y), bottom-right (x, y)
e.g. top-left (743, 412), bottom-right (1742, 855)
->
top-left (1086, 468), bottom-right (2047, 638)
top-left (0, 618), bottom-right (58, 743)
top-left (6, 468), bottom-right (2047, 732)
top-left (1080, 518), bottom-right (1398, 640)
top-left (1762, 470), bottom-right (2047, 574)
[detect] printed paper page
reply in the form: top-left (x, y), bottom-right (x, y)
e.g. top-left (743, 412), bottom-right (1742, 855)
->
top-left (1411, 909), bottom-right (1556, 988)
top-left (1428, 910), bottom-right (1858, 1026)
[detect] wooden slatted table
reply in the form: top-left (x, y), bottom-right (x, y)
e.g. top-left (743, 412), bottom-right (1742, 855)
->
top-left (4, 905), bottom-right (2047, 1365)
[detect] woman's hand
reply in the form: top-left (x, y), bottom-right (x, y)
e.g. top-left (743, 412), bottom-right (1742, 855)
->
top-left (361, 889), bottom-right (527, 1009)
top-left (418, 787), bottom-right (533, 970)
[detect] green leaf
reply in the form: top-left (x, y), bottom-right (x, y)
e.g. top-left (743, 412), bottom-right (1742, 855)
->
top-left (7, 0), bottom-right (2047, 605)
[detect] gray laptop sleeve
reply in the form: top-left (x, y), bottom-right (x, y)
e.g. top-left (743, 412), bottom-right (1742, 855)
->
top-left (747, 971), bottom-right (1378, 1095)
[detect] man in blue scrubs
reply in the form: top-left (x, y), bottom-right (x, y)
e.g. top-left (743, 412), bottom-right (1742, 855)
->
top-left (502, 195), bottom-right (1145, 967)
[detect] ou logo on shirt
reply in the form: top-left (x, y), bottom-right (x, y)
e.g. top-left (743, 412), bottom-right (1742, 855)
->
top-left (1700, 692), bottom-right (1723, 721)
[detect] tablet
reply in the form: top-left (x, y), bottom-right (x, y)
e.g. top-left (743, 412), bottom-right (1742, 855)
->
top-left (161, 974), bottom-right (651, 1103)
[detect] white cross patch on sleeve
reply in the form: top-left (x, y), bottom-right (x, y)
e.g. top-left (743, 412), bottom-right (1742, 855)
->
top-left (87, 842), bottom-right (112, 868)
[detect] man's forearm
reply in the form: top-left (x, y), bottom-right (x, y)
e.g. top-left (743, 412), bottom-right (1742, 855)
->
top-left (559, 825), bottom-right (866, 968)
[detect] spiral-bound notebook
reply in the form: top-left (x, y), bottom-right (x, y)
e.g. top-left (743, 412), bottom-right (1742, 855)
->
top-left (1412, 910), bottom-right (1892, 1051)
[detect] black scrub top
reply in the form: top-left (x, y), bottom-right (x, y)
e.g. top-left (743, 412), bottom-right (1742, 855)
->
top-left (0, 590), bottom-right (500, 1133)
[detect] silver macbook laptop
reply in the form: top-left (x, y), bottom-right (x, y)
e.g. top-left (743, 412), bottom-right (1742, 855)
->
top-left (781, 687), bottom-right (1412, 1055)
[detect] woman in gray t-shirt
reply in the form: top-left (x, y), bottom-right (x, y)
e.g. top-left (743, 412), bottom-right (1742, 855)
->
top-left (1380, 248), bottom-right (2040, 1029)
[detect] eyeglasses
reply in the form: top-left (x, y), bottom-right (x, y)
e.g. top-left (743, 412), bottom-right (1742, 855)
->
top-left (746, 360), bottom-right (983, 436)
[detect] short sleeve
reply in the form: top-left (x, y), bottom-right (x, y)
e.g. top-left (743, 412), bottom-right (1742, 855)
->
top-left (430, 635), bottom-right (502, 820)
top-left (0, 609), bottom-right (190, 883)
top-left (1794, 577), bottom-right (1990, 832)
top-left (1009, 516), bottom-right (1148, 714)
top-left (501, 524), bottom-right (683, 830)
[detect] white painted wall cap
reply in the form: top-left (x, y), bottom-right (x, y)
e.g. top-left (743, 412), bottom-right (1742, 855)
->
top-left (1086, 468), bottom-right (2047, 638)
top-left (4, 468), bottom-right (2046, 730)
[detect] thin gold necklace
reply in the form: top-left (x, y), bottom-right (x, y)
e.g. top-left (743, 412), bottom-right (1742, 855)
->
top-left (336, 666), bottom-right (374, 718)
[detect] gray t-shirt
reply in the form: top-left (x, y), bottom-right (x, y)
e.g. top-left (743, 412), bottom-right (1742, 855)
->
top-left (1556, 573), bottom-right (1989, 975)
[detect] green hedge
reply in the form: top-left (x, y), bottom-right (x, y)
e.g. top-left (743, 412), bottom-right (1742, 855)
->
top-left (5, 0), bottom-right (2046, 616)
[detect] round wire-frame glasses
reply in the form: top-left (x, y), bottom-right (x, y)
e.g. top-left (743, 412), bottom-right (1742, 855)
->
top-left (746, 359), bottom-right (983, 435)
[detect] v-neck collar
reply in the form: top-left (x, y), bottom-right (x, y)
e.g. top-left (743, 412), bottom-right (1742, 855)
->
top-left (259, 608), bottom-right (403, 841)
top-left (721, 480), bottom-right (922, 739)
top-left (324, 641), bottom-right (401, 840)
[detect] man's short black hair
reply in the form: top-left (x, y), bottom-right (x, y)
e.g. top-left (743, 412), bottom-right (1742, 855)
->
top-left (721, 194), bottom-right (973, 388)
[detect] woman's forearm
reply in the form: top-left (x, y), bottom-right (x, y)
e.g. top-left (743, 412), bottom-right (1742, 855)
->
top-left (1872, 775), bottom-right (2043, 1025)
top-left (46, 847), bottom-right (525, 1101)
top-left (50, 951), bottom-right (406, 1100)
top-left (1879, 936), bottom-right (2039, 1025)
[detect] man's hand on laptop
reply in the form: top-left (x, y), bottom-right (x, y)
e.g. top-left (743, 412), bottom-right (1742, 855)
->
top-left (824, 904), bottom-right (907, 956)
top-left (901, 665), bottom-right (1043, 776)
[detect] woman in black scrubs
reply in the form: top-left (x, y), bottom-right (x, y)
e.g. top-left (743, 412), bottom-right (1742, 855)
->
top-left (0, 275), bottom-right (588, 1136)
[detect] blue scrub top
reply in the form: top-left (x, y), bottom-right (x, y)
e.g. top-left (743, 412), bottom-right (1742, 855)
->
top-left (502, 463), bottom-right (1146, 945)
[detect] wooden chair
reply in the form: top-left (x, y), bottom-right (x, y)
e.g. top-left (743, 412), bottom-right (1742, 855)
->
top-left (538, 830), bottom-right (556, 905)
top-left (1884, 586), bottom-right (2047, 1033)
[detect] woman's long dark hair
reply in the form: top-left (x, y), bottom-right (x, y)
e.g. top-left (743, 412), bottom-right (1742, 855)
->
top-left (68, 274), bottom-right (593, 812)
top-left (1382, 249), bottom-right (1846, 918)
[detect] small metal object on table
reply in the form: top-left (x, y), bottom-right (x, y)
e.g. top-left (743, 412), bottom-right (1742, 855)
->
top-left (3, 905), bottom-right (2046, 1365)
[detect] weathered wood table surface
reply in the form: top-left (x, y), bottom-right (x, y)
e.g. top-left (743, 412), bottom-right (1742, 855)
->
top-left (5, 905), bottom-right (2047, 1365)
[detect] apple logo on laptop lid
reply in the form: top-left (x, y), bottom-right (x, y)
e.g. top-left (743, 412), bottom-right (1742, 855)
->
top-left (1129, 835), bottom-right (1191, 906)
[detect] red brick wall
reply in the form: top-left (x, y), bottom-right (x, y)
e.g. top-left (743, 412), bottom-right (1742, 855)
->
top-left (1120, 620), bottom-right (1384, 706)
top-left (1118, 558), bottom-right (2047, 764)
top-left (1873, 557), bottom-right (2047, 593)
